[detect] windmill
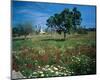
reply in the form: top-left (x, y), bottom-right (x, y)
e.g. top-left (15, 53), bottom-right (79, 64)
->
top-left (40, 26), bottom-right (46, 34)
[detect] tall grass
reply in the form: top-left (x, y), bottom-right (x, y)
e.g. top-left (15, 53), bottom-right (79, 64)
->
top-left (12, 31), bottom-right (96, 78)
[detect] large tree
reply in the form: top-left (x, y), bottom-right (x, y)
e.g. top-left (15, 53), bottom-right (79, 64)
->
top-left (46, 7), bottom-right (82, 40)
top-left (60, 8), bottom-right (73, 39)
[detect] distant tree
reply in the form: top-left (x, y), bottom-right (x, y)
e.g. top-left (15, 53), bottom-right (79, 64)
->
top-left (12, 23), bottom-right (33, 38)
top-left (22, 23), bottom-right (33, 38)
top-left (77, 26), bottom-right (88, 34)
top-left (17, 24), bottom-right (25, 36)
top-left (12, 24), bottom-right (24, 37)
top-left (12, 27), bottom-right (19, 37)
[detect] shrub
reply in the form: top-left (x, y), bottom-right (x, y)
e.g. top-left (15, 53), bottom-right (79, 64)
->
top-left (68, 55), bottom-right (96, 75)
top-left (77, 28), bottom-right (88, 34)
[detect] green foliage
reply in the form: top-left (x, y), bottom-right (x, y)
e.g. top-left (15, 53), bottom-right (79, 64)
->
top-left (72, 7), bottom-right (82, 32)
top-left (68, 55), bottom-right (96, 75)
top-left (77, 27), bottom-right (88, 34)
top-left (46, 7), bottom-right (82, 39)
top-left (12, 23), bottom-right (33, 37)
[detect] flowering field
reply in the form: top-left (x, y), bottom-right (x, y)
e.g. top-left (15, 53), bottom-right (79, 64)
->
top-left (12, 31), bottom-right (96, 79)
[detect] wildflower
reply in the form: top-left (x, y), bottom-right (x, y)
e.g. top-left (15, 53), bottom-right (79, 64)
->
top-left (66, 70), bottom-right (69, 73)
top-left (55, 71), bottom-right (59, 75)
top-left (38, 71), bottom-right (43, 74)
top-left (50, 69), bottom-right (54, 73)
top-left (53, 67), bottom-right (58, 71)
top-left (32, 72), bottom-right (37, 74)
top-left (41, 74), bottom-right (44, 77)
top-left (64, 73), bottom-right (67, 76)
top-left (77, 57), bottom-right (81, 62)
top-left (38, 66), bottom-right (41, 68)
top-left (45, 65), bottom-right (49, 68)
top-left (57, 65), bottom-right (61, 68)
top-left (42, 68), bottom-right (46, 71)
top-left (48, 68), bottom-right (51, 71)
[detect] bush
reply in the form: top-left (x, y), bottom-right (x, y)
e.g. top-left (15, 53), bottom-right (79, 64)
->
top-left (77, 28), bottom-right (88, 34)
top-left (68, 55), bottom-right (96, 75)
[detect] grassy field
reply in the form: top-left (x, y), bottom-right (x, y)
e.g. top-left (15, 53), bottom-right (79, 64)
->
top-left (12, 31), bottom-right (96, 78)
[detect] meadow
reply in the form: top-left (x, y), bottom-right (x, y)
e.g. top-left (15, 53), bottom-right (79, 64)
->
top-left (12, 31), bottom-right (96, 78)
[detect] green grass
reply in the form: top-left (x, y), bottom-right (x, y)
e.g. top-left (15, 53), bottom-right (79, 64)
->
top-left (12, 31), bottom-right (96, 78)
top-left (13, 31), bottom-right (96, 51)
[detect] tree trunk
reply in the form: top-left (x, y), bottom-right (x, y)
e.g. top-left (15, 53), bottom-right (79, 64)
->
top-left (64, 32), bottom-right (66, 40)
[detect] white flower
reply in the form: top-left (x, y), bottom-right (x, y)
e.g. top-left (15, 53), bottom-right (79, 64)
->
top-left (48, 68), bottom-right (51, 71)
top-left (57, 65), bottom-right (61, 68)
top-left (71, 71), bottom-right (74, 74)
top-left (32, 72), bottom-right (37, 74)
top-left (42, 68), bottom-right (46, 71)
top-left (38, 66), bottom-right (41, 68)
top-left (53, 67), bottom-right (58, 71)
top-left (64, 73), bottom-right (67, 76)
top-left (51, 65), bottom-right (54, 68)
top-left (45, 65), bottom-right (50, 68)
top-left (50, 70), bottom-right (54, 73)
top-left (77, 57), bottom-right (81, 62)
top-left (55, 71), bottom-right (59, 75)
top-left (38, 71), bottom-right (43, 74)
top-left (41, 74), bottom-right (44, 77)
top-left (61, 66), bottom-right (66, 69)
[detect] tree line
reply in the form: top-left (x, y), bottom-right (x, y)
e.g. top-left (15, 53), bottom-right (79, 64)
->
top-left (12, 23), bottom-right (33, 37)
top-left (13, 7), bottom-right (95, 39)
top-left (12, 23), bottom-right (42, 37)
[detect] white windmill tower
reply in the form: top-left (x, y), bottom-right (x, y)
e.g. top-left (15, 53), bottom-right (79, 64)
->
top-left (40, 26), bottom-right (45, 34)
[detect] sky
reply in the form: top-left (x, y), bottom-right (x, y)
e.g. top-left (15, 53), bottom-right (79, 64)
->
top-left (12, 1), bottom-right (96, 29)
